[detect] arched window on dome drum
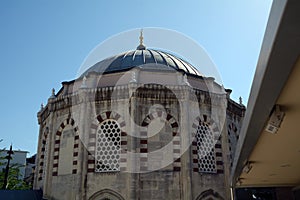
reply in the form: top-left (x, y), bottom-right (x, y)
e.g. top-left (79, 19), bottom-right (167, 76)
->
top-left (95, 119), bottom-right (121, 172)
top-left (195, 122), bottom-right (217, 173)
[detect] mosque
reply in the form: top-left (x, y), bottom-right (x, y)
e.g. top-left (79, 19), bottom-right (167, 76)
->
top-left (34, 31), bottom-right (245, 200)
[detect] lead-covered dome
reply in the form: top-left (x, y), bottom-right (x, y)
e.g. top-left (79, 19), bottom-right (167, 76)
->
top-left (81, 49), bottom-right (202, 77)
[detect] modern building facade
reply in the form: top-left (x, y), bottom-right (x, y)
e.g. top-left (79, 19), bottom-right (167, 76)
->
top-left (231, 0), bottom-right (300, 199)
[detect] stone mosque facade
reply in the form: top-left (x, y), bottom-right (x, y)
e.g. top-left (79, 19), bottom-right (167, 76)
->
top-left (34, 34), bottom-right (245, 200)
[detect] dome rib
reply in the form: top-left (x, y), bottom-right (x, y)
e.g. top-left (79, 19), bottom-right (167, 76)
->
top-left (80, 49), bottom-right (203, 77)
top-left (154, 50), bottom-right (170, 67)
top-left (167, 54), bottom-right (187, 72)
top-left (166, 53), bottom-right (180, 69)
top-left (176, 56), bottom-right (192, 74)
top-left (142, 50), bottom-right (146, 64)
top-left (132, 50), bottom-right (137, 61)
top-left (148, 50), bottom-right (158, 64)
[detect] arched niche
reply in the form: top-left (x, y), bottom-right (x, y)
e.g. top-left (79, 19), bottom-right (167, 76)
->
top-left (89, 189), bottom-right (125, 200)
top-left (195, 189), bottom-right (224, 200)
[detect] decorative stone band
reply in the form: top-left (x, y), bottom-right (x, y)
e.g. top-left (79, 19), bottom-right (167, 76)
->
top-left (140, 111), bottom-right (181, 172)
top-left (38, 131), bottom-right (48, 181)
top-left (88, 111), bottom-right (127, 173)
top-left (52, 118), bottom-right (79, 176)
top-left (215, 140), bottom-right (224, 174)
top-left (72, 130), bottom-right (80, 174)
top-left (191, 115), bottom-right (224, 174)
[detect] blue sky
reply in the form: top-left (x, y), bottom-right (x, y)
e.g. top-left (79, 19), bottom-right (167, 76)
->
top-left (0, 0), bottom-right (272, 155)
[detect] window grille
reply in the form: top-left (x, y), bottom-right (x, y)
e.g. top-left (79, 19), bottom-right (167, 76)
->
top-left (196, 123), bottom-right (217, 173)
top-left (95, 119), bottom-right (121, 172)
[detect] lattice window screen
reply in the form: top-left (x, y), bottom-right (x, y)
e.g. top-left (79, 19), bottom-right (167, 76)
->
top-left (196, 123), bottom-right (217, 173)
top-left (95, 119), bottom-right (121, 172)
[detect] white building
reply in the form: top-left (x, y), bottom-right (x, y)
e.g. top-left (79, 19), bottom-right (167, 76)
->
top-left (0, 149), bottom-right (28, 179)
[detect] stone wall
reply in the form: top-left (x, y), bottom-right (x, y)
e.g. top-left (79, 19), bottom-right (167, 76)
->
top-left (34, 74), bottom-right (244, 200)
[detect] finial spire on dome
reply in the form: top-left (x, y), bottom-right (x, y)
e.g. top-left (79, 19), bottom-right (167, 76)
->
top-left (139, 29), bottom-right (143, 45)
top-left (136, 29), bottom-right (146, 50)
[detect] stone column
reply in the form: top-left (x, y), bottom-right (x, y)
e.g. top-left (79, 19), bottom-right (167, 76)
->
top-left (181, 85), bottom-right (193, 200)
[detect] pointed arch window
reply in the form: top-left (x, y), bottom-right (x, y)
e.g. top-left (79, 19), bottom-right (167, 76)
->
top-left (58, 125), bottom-right (75, 175)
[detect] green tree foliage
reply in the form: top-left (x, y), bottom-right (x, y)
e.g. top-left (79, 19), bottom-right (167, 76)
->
top-left (0, 151), bottom-right (32, 190)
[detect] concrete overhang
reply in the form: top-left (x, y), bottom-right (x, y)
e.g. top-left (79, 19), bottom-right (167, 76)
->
top-left (231, 0), bottom-right (300, 187)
